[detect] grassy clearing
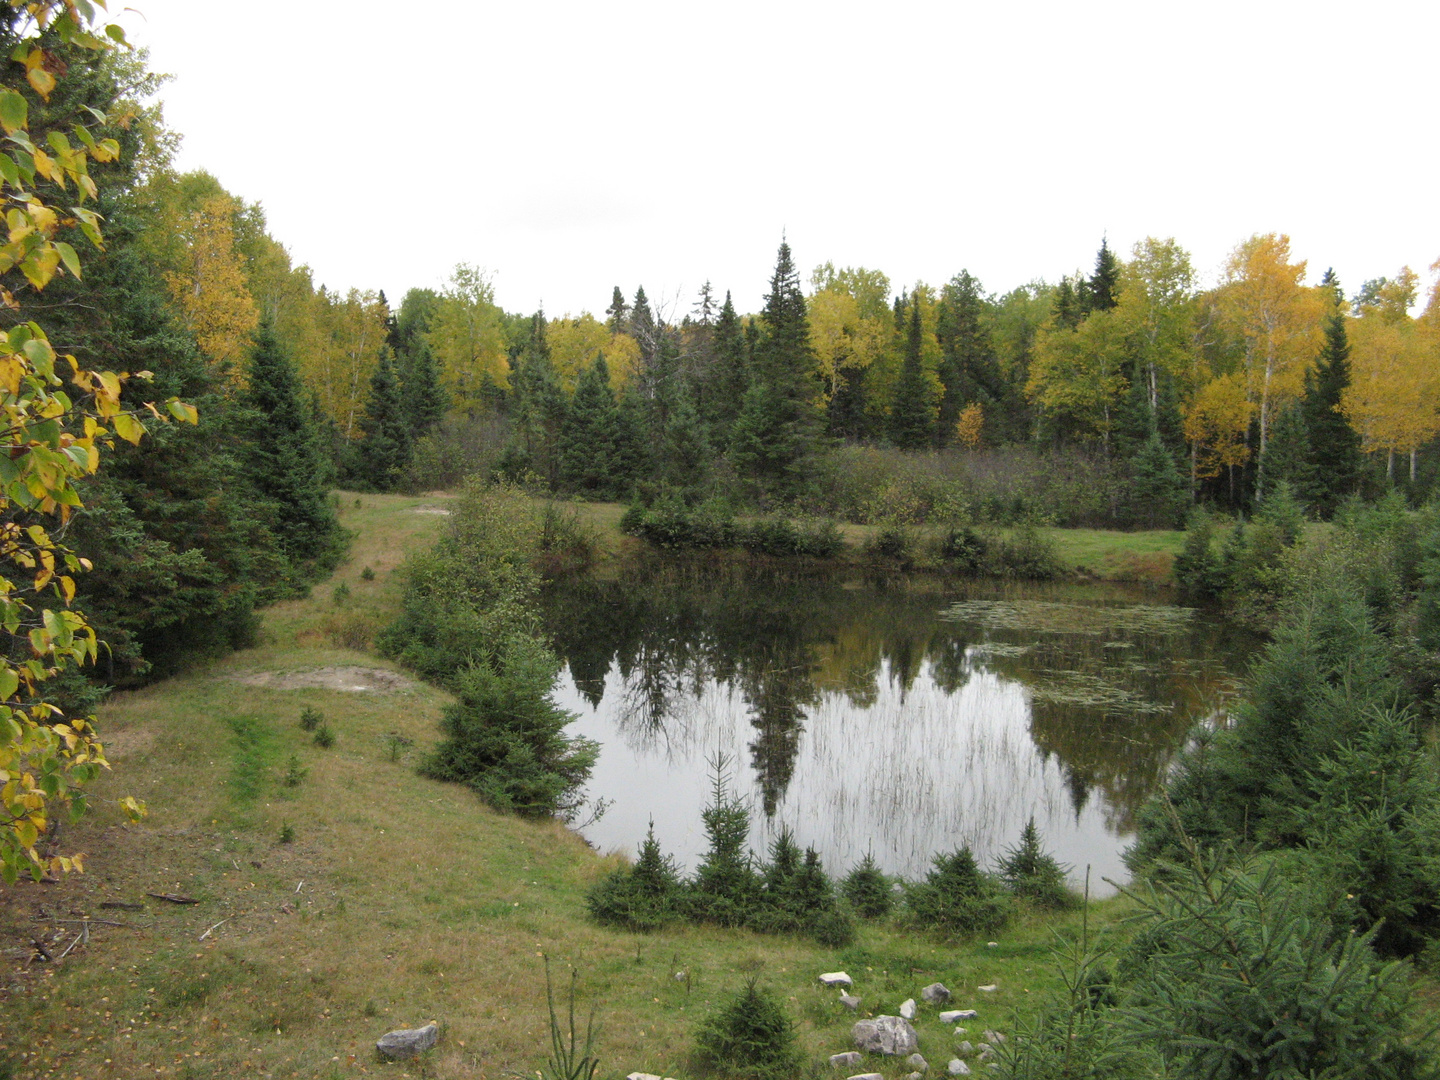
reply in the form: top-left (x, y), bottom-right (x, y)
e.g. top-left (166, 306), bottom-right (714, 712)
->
top-left (565, 499), bottom-right (1183, 584)
top-left (2, 491), bottom-right (1144, 1079)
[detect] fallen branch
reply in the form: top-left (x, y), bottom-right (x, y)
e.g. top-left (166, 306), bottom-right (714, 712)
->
top-left (100, 901), bottom-right (143, 911)
top-left (294, 880), bottom-right (304, 894)
top-left (198, 918), bottom-right (231, 941)
top-left (31, 917), bottom-right (128, 928)
top-left (57, 931), bottom-right (84, 960)
top-left (146, 893), bottom-right (199, 904)
top-left (29, 939), bottom-right (53, 962)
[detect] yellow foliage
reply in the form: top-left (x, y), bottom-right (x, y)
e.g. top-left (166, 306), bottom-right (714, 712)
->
top-left (954, 402), bottom-right (984, 449)
top-left (546, 313), bottom-right (611, 393)
top-left (163, 194), bottom-right (259, 379)
top-left (1344, 296), bottom-right (1439, 456)
top-left (1182, 372), bottom-right (1254, 480)
top-left (426, 263), bottom-right (508, 412)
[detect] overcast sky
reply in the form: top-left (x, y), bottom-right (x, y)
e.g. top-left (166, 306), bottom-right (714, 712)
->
top-left (119, 0), bottom-right (1438, 317)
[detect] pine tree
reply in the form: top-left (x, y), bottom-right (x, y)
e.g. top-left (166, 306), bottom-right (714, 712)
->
top-left (889, 294), bottom-right (934, 449)
top-left (706, 290), bottom-right (749, 442)
top-left (605, 285), bottom-right (629, 334)
top-left (1261, 403), bottom-right (1311, 503)
top-left (355, 347), bottom-right (411, 489)
top-left (661, 390), bottom-right (709, 490)
top-left (512, 311), bottom-right (568, 486)
top-left (1083, 237), bottom-right (1121, 313)
top-left (935, 271), bottom-right (1000, 446)
top-left (559, 354), bottom-right (618, 494)
top-left (1302, 312), bottom-right (1362, 517)
top-left (1129, 423), bottom-right (1189, 528)
top-left (241, 324), bottom-right (346, 568)
top-left (729, 240), bottom-right (823, 498)
top-left (1054, 277), bottom-right (1084, 329)
top-left (397, 337), bottom-right (447, 438)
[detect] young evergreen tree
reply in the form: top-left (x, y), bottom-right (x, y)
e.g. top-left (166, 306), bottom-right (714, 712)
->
top-left (605, 285), bottom-right (629, 334)
top-left (1128, 424), bottom-right (1190, 528)
top-left (398, 337), bottom-right (447, 438)
top-left (1301, 312), bottom-right (1362, 517)
top-left (889, 293), bottom-right (935, 449)
top-left (355, 347), bottom-right (412, 490)
top-left (660, 390), bottom-right (709, 490)
top-left (512, 311), bottom-right (568, 486)
top-left (935, 271), bottom-right (1001, 446)
top-left (1260, 403), bottom-right (1311, 503)
top-left (241, 324), bottom-right (346, 571)
top-left (706, 291), bottom-right (749, 443)
top-left (559, 354), bottom-right (618, 494)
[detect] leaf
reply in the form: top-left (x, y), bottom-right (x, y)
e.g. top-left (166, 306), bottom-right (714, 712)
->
top-left (166, 398), bottom-right (199, 424)
top-left (0, 91), bottom-right (26, 137)
top-left (26, 67), bottom-right (55, 101)
top-left (54, 242), bottom-right (79, 280)
top-left (0, 667), bottom-right (17, 700)
top-left (111, 411), bottom-right (143, 445)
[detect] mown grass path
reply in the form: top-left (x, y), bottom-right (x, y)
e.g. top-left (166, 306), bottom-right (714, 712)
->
top-left (2, 492), bottom-right (1143, 1079)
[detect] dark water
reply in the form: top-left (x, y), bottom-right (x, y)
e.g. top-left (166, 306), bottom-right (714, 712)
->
top-left (542, 558), bottom-right (1256, 893)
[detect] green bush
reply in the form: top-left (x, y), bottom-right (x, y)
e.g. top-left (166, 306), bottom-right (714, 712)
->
top-left (420, 636), bottom-right (598, 819)
top-left (842, 852), bottom-right (893, 918)
top-left (685, 758), bottom-right (759, 927)
top-left (938, 525), bottom-right (988, 574)
top-left (693, 978), bottom-right (801, 1080)
top-left (299, 706), bottom-right (323, 732)
top-left (313, 722), bottom-right (335, 748)
top-left (998, 817), bottom-right (1079, 910)
top-left (985, 522), bottom-right (1062, 580)
top-left (1172, 506), bottom-right (1223, 601)
top-left (906, 846), bottom-right (1011, 936)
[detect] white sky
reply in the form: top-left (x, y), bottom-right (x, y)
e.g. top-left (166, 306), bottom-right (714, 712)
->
top-left (120, 0), bottom-right (1438, 318)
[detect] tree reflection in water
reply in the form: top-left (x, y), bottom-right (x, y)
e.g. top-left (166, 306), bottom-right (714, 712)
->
top-left (541, 557), bottom-right (1252, 887)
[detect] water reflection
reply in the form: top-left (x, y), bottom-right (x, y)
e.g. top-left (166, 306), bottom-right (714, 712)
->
top-left (543, 559), bottom-right (1252, 891)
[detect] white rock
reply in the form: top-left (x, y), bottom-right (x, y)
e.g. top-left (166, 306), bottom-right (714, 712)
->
top-left (921, 982), bottom-right (951, 1004)
top-left (956, 1041), bottom-right (974, 1055)
top-left (953, 1027), bottom-right (968, 1036)
top-left (977, 985), bottom-right (998, 993)
top-left (906, 1053), bottom-right (929, 1072)
top-left (853, 1015), bottom-right (919, 1056)
top-left (848, 1074), bottom-right (885, 1080)
top-left (899, 998), bottom-right (917, 1020)
top-left (948, 1009), bottom-right (979, 1019)
top-left (983, 1030), bottom-right (1006, 1044)
top-left (986, 942), bottom-right (998, 948)
top-left (839, 993), bottom-right (861, 1011)
top-left (829, 1052), bottom-right (863, 1068)
top-left (820, 971), bottom-right (854, 988)
top-left (947, 1060), bottom-right (971, 1076)
top-left (376, 1022), bottom-right (438, 1061)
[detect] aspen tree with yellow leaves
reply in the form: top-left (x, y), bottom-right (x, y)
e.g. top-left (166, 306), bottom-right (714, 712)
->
top-left (1216, 234), bottom-right (1325, 487)
top-left (162, 192), bottom-right (259, 378)
top-left (1344, 268), bottom-right (1440, 482)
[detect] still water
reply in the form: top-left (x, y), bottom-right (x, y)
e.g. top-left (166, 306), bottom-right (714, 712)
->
top-left (542, 558), bottom-right (1255, 893)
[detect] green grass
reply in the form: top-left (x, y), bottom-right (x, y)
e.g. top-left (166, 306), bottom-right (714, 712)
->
top-left (0, 492), bottom-right (1225, 1078)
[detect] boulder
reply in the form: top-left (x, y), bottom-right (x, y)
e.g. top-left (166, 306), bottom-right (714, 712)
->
top-left (839, 994), bottom-right (861, 1011)
top-left (853, 1015), bottom-right (919, 1056)
top-left (953, 1028), bottom-right (968, 1037)
top-left (921, 982), bottom-right (951, 1004)
top-left (905, 1073), bottom-right (924, 1080)
top-left (940, 1009), bottom-right (978, 1022)
top-left (899, 998), bottom-right (917, 1020)
top-left (830, 1052), bottom-right (862, 1068)
top-left (376, 1021), bottom-right (439, 1060)
top-left (948, 1060), bottom-right (971, 1076)
top-left (820, 971), bottom-right (854, 988)
top-left (906, 1053), bottom-right (929, 1072)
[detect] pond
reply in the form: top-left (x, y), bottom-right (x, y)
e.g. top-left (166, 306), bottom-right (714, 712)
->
top-left (542, 557), bottom-right (1256, 894)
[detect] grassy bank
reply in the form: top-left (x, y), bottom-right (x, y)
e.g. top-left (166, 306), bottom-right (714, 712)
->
top-left (565, 500), bottom-right (1184, 584)
top-left (1, 492), bottom-right (1141, 1079)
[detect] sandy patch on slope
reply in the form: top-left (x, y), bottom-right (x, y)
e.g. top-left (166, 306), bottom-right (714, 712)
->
top-left (230, 666), bottom-right (417, 692)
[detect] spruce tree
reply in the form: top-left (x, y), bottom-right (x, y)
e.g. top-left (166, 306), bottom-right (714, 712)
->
top-left (1128, 424), bottom-right (1189, 528)
top-left (559, 354), bottom-right (618, 494)
top-left (1261, 403), bottom-right (1311, 503)
top-left (1083, 237), bottom-right (1121, 313)
top-left (605, 285), bottom-right (629, 334)
top-left (398, 337), bottom-right (447, 439)
top-left (889, 294), bottom-right (934, 449)
top-left (242, 323), bottom-right (346, 568)
top-left (1302, 313), bottom-right (1362, 517)
top-left (512, 311), bottom-right (568, 486)
top-left (935, 270), bottom-right (1000, 446)
top-left (729, 240), bottom-right (823, 498)
top-left (355, 347), bottom-right (412, 490)
top-left (661, 390), bottom-right (709, 490)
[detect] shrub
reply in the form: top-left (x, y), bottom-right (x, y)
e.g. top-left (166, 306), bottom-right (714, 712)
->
top-left (1172, 506), bottom-right (1223, 601)
top-left (693, 978), bottom-right (801, 1080)
top-left (842, 852), bottom-right (893, 918)
top-left (906, 846), bottom-right (1011, 936)
top-left (938, 525), bottom-right (988, 574)
top-left (686, 757), bottom-right (759, 926)
top-left (420, 636), bottom-right (598, 819)
top-left (360, 566), bottom-right (375, 581)
top-left (299, 707), bottom-right (323, 732)
top-left (281, 754), bottom-right (307, 788)
top-left (313, 722), bottom-right (335, 748)
top-left (999, 817), bottom-right (1079, 910)
top-left (985, 523), bottom-right (1062, 580)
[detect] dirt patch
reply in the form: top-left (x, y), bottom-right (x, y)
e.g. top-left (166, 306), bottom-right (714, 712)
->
top-left (230, 665), bottom-right (418, 693)
top-left (409, 505), bottom-right (451, 515)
